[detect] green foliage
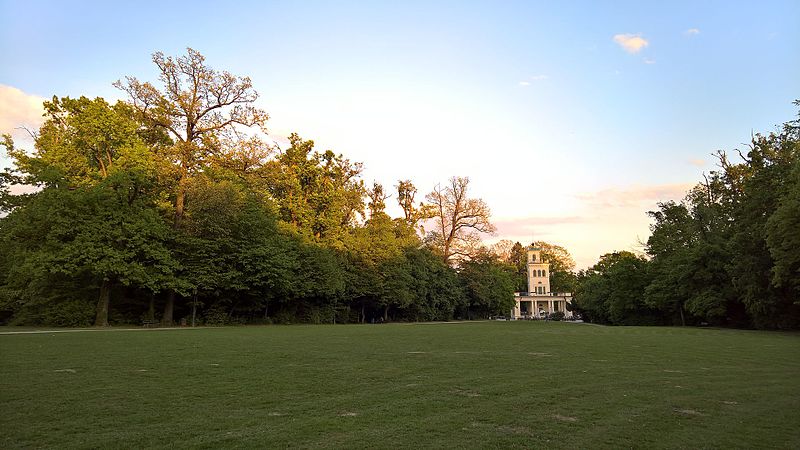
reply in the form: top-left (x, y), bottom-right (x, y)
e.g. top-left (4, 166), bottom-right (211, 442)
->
top-left (575, 251), bottom-right (661, 325)
top-left (459, 251), bottom-right (516, 318)
top-left (1, 50), bottom-right (482, 327)
top-left (766, 159), bottom-right (800, 296)
top-left (264, 134), bottom-right (365, 247)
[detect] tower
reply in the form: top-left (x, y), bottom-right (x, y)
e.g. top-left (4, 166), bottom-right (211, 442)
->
top-left (527, 246), bottom-right (550, 295)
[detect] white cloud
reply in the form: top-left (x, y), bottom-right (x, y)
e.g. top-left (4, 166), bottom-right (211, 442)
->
top-left (520, 75), bottom-right (548, 86)
top-left (643, 58), bottom-right (656, 64)
top-left (684, 28), bottom-right (700, 36)
top-left (613, 33), bottom-right (649, 54)
top-left (0, 85), bottom-right (46, 137)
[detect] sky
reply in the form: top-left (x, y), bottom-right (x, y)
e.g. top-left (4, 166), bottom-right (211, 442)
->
top-left (1, 0), bottom-right (798, 269)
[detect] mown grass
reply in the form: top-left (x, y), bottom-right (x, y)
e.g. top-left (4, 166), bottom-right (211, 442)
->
top-left (1, 322), bottom-right (798, 449)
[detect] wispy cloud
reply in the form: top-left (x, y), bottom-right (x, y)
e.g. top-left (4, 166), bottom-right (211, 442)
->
top-left (684, 28), bottom-right (700, 36)
top-left (688, 158), bottom-right (706, 167)
top-left (643, 58), bottom-right (656, 64)
top-left (577, 183), bottom-right (694, 209)
top-left (519, 75), bottom-right (548, 86)
top-left (495, 216), bottom-right (589, 235)
top-left (613, 33), bottom-right (649, 54)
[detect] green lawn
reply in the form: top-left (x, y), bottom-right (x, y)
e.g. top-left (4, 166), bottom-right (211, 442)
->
top-left (1, 322), bottom-right (798, 449)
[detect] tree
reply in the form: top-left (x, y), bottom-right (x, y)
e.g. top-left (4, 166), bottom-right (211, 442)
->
top-left (424, 176), bottom-right (496, 264)
top-left (490, 239), bottom-right (515, 262)
top-left (404, 247), bottom-right (462, 321)
top-left (0, 175), bottom-right (177, 327)
top-left (367, 182), bottom-right (389, 219)
top-left (766, 159), bottom-right (800, 298)
top-left (1, 96), bottom-right (178, 327)
top-left (720, 119), bottom-right (799, 328)
top-left (264, 134), bottom-right (365, 247)
top-left (5, 96), bottom-right (169, 189)
top-left (488, 240), bottom-right (527, 292)
top-left (115, 48), bottom-right (269, 227)
top-left (396, 179), bottom-right (421, 225)
top-left (574, 251), bottom-right (659, 325)
top-left (459, 250), bottom-right (515, 319)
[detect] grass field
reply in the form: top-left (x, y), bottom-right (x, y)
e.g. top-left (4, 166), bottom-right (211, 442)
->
top-left (1, 322), bottom-right (798, 449)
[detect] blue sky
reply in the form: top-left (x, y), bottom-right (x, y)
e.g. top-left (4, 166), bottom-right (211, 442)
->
top-left (1, 1), bottom-right (798, 268)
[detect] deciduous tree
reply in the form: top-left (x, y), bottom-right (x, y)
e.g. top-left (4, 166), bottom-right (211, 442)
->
top-left (115, 48), bottom-right (269, 226)
top-left (424, 176), bottom-right (495, 264)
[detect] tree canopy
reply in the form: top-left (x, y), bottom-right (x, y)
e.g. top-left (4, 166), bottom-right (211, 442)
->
top-left (0, 48), bottom-right (515, 327)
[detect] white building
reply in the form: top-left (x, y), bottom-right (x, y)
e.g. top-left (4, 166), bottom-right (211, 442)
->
top-left (511, 246), bottom-right (573, 319)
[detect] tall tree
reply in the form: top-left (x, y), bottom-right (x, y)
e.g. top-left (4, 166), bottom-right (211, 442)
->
top-left (766, 159), bottom-right (800, 300)
top-left (115, 48), bottom-right (268, 324)
top-left (720, 121), bottom-right (799, 328)
top-left (424, 176), bottom-right (496, 264)
top-left (1, 96), bottom-right (177, 326)
top-left (115, 48), bottom-right (268, 226)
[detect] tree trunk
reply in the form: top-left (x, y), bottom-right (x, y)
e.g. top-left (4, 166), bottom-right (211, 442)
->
top-left (175, 184), bottom-right (186, 228)
top-left (147, 293), bottom-right (156, 321)
top-left (162, 291), bottom-right (175, 326)
top-left (361, 303), bottom-right (365, 324)
top-left (679, 304), bottom-right (686, 327)
top-left (383, 305), bottom-right (389, 322)
top-left (94, 280), bottom-right (112, 327)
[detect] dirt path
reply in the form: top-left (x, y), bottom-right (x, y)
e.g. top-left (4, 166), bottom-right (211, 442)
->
top-left (0, 327), bottom-right (212, 335)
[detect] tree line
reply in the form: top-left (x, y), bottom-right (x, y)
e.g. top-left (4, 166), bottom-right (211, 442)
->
top-left (572, 104), bottom-right (800, 329)
top-left (3, 48), bottom-right (794, 330)
top-left (0, 49), bottom-right (537, 327)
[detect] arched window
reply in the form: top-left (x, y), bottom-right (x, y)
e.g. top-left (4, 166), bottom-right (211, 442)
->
top-left (537, 270), bottom-right (542, 277)
top-left (543, 270), bottom-right (547, 277)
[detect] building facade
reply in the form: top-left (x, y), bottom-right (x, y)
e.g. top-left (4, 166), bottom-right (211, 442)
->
top-left (510, 246), bottom-right (573, 319)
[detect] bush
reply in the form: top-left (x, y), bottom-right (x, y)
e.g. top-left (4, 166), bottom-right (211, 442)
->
top-left (203, 304), bottom-right (229, 326)
top-left (549, 311), bottom-right (565, 321)
top-left (11, 297), bottom-right (95, 327)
